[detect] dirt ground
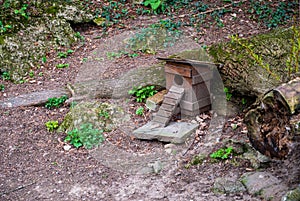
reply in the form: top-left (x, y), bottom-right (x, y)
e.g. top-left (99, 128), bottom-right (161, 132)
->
top-left (0, 1), bottom-right (299, 200)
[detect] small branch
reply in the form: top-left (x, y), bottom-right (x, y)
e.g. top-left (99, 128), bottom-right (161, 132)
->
top-left (0, 181), bottom-right (36, 197)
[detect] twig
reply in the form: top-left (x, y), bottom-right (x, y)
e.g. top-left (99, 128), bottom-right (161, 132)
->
top-left (0, 181), bottom-right (36, 197)
top-left (182, 136), bottom-right (196, 156)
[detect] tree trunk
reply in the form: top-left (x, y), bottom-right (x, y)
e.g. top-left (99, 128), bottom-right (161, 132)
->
top-left (244, 77), bottom-right (300, 159)
top-left (208, 27), bottom-right (299, 97)
top-left (70, 64), bottom-right (166, 100)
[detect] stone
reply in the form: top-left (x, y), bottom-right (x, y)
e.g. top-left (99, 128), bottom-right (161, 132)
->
top-left (0, 88), bottom-right (69, 108)
top-left (133, 121), bottom-right (198, 143)
top-left (213, 177), bottom-right (246, 194)
top-left (241, 171), bottom-right (289, 200)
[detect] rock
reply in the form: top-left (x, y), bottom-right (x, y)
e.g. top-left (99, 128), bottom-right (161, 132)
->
top-left (282, 186), bottom-right (300, 201)
top-left (242, 144), bottom-right (270, 169)
top-left (0, 88), bottom-right (69, 108)
top-left (58, 101), bottom-right (130, 133)
top-left (213, 177), bottom-right (246, 194)
top-left (0, 1), bottom-right (94, 81)
top-left (241, 171), bottom-right (289, 200)
top-left (151, 161), bottom-right (163, 174)
top-left (63, 144), bottom-right (72, 151)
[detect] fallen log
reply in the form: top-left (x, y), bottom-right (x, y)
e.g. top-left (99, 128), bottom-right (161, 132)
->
top-left (209, 27), bottom-right (298, 97)
top-left (244, 77), bottom-right (300, 159)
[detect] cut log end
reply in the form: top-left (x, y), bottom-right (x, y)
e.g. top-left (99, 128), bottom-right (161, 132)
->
top-left (244, 77), bottom-right (300, 159)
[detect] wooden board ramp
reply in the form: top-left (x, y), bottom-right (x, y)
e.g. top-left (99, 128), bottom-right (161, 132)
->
top-left (152, 86), bottom-right (184, 127)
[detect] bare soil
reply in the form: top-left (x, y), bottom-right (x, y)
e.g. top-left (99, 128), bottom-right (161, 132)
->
top-left (0, 1), bottom-right (299, 200)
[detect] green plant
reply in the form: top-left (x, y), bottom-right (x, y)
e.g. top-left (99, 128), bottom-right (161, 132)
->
top-left (241, 98), bottom-right (247, 105)
top-left (29, 71), bottom-right (34, 78)
top-left (64, 123), bottom-right (105, 149)
top-left (57, 49), bottom-right (73, 58)
top-left (1, 71), bottom-right (11, 81)
top-left (128, 85), bottom-right (157, 102)
top-left (45, 95), bottom-right (68, 109)
top-left (14, 4), bottom-right (29, 19)
top-left (224, 87), bottom-right (232, 101)
top-left (136, 107), bottom-right (144, 116)
top-left (45, 120), bottom-right (59, 132)
top-left (248, 1), bottom-right (295, 28)
top-left (56, 63), bottom-right (69, 68)
top-left (144, 0), bottom-right (165, 13)
top-left (99, 110), bottom-right (110, 119)
top-left (0, 84), bottom-right (4, 91)
top-left (74, 32), bottom-right (85, 41)
top-left (57, 52), bottom-right (67, 58)
top-left (42, 56), bottom-right (47, 63)
top-left (0, 21), bottom-right (11, 33)
top-left (210, 146), bottom-right (234, 160)
top-left (64, 128), bottom-right (83, 148)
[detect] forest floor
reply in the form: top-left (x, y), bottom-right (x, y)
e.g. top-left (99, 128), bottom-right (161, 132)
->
top-left (0, 1), bottom-right (299, 200)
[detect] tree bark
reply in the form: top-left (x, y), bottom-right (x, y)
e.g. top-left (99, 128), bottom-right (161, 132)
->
top-left (70, 64), bottom-right (166, 100)
top-left (244, 77), bottom-right (300, 159)
top-left (209, 27), bottom-right (298, 97)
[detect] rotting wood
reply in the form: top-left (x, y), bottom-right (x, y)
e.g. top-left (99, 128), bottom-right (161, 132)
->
top-left (244, 77), bottom-right (300, 159)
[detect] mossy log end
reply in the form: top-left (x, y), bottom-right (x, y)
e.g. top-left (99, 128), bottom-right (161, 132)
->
top-left (244, 77), bottom-right (300, 159)
top-left (209, 27), bottom-right (298, 97)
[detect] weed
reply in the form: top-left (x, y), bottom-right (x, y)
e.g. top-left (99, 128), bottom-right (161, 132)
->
top-left (136, 107), bottom-right (144, 116)
top-left (74, 32), bottom-right (85, 41)
top-left (248, 1), bottom-right (295, 28)
top-left (0, 84), bottom-right (4, 91)
top-left (42, 56), bottom-right (47, 63)
top-left (57, 52), bottom-right (67, 58)
top-left (45, 120), bottom-right (59, 132)
top-left (82, 58), bottom-right (88, 62)
top-left (241, 98), bottom-right (247, 105)
top-left (45, 95), bottom-right (68, 109)
top-left (64, 123), bottom-right (105, 149)
top-left (144, 0), bottom-right (165, 13)
top-left (29, 71), bottom-right (34, 78)
top-left (0, 21), bottom-right (11, 33)
top-left (210, 146), bottom-right (234, 160)
top-left (1, 71), bottom-right (11, 81)
top-left (38, 72), bottom-right (43, 76)
top-left (64, 128), bottom-right (83, 148)
top-left (99, 110), bottom-right (110, 119)
top-left (57, 49), bottom-right (73, 58)
top-left (224, 87), bottom-right (232, 101)
top-left (128, 85), bottom-right (157, 102)
top-left (56, 63), bottom-right (69, 68)
top-left (14, 4), bottom-right (29, 19)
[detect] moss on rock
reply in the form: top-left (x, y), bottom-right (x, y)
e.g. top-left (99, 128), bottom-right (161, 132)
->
top-left (58, 101), bottom-right (130, 134)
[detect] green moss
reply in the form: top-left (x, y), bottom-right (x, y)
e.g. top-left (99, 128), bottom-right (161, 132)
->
top-left (46, 6), bottom-right (59, 14)
top-left (0, 36), bottom-right (4, 45)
